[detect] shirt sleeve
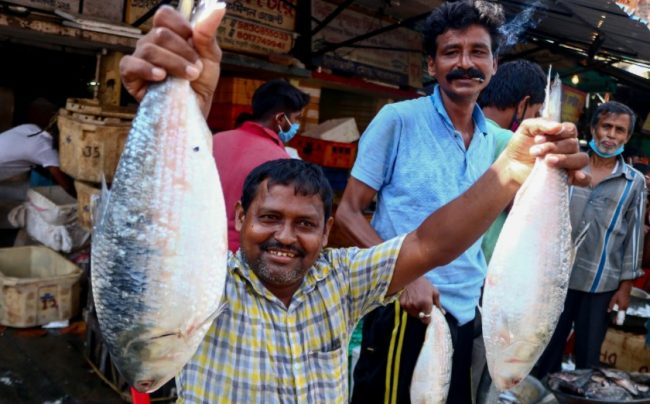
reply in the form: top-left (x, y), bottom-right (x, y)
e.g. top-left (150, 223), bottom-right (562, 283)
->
top-left (28, 132), bottom-right (60, 168)
top-left (621, 176), bottom-right (646, 281)
top-left (337, 235), bottom-right (405, 324)
top-left (350, 105), bottom-right (402, 190)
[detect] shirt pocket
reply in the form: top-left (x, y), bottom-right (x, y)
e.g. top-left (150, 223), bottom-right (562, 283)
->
top-left (308, 346), bottom-right (345, 401)
top-left (591, 195), bottom-right (625, 235)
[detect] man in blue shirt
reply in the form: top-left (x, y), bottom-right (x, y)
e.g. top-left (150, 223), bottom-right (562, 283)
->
top-left (337, 2), bottom-right (504, 402)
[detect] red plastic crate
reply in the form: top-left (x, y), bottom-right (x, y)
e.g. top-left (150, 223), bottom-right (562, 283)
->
top-left (207, 103), bottom-right (252, 132)
top-left (288, 135), bottom-right (357, 169)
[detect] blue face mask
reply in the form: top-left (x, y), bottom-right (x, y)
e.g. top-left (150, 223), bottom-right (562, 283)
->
top-left (278, 115), bottom-right (300, 143)
top-left (589, 139), bottom-right (624, 158)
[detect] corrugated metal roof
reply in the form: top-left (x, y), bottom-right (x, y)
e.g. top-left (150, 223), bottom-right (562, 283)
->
top-left (350, 0), bottom-right (650, 64)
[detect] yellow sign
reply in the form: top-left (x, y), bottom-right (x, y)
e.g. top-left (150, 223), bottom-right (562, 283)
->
top-left (561, 85), bottom-right (587, 124)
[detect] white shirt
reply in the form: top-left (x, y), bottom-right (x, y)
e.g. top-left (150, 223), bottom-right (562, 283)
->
top-left (0, 124), bottom-right (60, 181)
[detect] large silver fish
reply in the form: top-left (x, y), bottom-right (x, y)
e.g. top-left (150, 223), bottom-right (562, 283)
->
top-left (482, 72), bottom-right (584, 390)
top-left (410, 306), bottom-right (453, 404)
top-left (91, 0), bottom-right (228, 393)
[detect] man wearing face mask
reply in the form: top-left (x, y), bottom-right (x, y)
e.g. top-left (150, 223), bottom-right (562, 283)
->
top-left (533, 101), bottom-right (646, 379)
top-left (478, 60), bottom-right (547, 264)
top-left (213, 78), bottom-right (310, 252)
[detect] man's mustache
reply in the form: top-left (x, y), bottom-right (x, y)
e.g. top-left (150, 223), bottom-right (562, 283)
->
top-left (446, 68), bottom-right (485, 82)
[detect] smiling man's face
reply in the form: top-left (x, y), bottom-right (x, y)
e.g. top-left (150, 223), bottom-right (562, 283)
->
top-left (235, 181), bottom-right (332, 292)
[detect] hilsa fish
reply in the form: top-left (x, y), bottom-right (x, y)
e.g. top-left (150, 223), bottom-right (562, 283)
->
top-left (91, 0), bottom-right (228, 393)
top-left (410, 306), bottom-right (453, 404)
top-left (482, 71), bottom-right (586, 390)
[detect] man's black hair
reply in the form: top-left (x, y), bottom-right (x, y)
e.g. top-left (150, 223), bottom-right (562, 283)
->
top-left (590, 101), bottom-right (636, 135)
top-left (241, 159), bottom-right (333, 223)
top-left (478, 60), bottom-right (546, 109)
top-left (423, 0), bottom-right (505, 57)
top-left (251, 79), bottom-right (310, 121)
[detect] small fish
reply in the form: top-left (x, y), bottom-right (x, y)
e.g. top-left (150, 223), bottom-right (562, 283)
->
top-left (482, 70), bottom-right (586, 390)
top-left (410, 307), bottom-right (453, 404)
top-left (91, 0), bottom-right (228, 393)
top-left (549, 369), bottom-right (650, 401)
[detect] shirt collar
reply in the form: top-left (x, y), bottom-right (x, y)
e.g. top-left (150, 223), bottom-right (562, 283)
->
top-left (431, 85), bottom-right (488, 136)
top-left (586, 154), bottom-right (635, 181)
top-left (619, 157), bottom-right (638, 181)
top-left (240, 121), bottom-right (284, 147)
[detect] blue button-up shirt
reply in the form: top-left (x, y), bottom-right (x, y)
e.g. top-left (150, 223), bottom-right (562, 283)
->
top-left (351, 85), bottom-right (495, 325)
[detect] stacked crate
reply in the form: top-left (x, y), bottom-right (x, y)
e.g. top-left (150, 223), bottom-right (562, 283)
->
top-left (57, 98), bottom-right (135, 232)
top-left (207, 77), bottom-right (264, 132)
top-left (295, 81), bottom-right (321, 132)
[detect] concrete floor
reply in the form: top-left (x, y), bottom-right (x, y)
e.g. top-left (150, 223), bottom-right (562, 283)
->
top-left (0, 324), bottom-right (125, 403)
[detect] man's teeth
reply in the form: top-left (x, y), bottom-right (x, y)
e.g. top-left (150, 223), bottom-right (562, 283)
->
top-left (269, 250), bottom-right (296, 258)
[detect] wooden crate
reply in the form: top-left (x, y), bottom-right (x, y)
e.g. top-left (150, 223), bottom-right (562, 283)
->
top-left (74, 180), bottom-right (101, 231)
top-left (57, 99), bottom-right (134, 183)
top-left (0, 246), bottom-right (82, 327)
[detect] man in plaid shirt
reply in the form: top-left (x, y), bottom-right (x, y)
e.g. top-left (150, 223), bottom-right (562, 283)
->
top-left (120, 5), bottom-right (589, 402)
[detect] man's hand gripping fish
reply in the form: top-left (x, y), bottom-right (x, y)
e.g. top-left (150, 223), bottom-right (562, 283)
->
top-left (482, 69), bottom-right (588, 391)
top-left (91, 0), bottom-right (228, 393)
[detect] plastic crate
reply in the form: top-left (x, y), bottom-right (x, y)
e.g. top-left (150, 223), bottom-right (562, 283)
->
top-left (0, 246), bottom-right (82, 327)
top-left (213, 77), bottom-right (264, 105)
top-left (288, 135), bottom-right (357, 169)
top-left (207, 102), bottom-right (252, 132)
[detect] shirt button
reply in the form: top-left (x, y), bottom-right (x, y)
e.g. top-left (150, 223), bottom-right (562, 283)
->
top-left (293, 363), bottom-right (301, 372)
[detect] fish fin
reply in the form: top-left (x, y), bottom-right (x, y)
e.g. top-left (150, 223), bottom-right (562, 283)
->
top-left (91, 174), bottom-right (111, 233)
top-left (573, 223), bottom-right (590, 250)
top-left (195, 302), bottom-right (228, 334)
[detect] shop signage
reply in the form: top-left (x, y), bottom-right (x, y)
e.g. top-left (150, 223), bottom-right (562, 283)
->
top-left (561, 84), bottom-right (587, 124)
top-left (218, 15), bottom-right (295, 55)
top-left (125, 0), bottom-right (158, 31)
top-left (224, 0), bottom-right (296, 32)
top-left (312, 0), bottom-right (423, 88)
top-left (3, 0), bottom-right (79, 13)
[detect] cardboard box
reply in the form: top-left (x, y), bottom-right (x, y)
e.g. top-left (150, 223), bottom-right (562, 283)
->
top-left (301, 118), bottom-right (359, 143)
top-left (0, 246), bottom-right (82, 328)
top-left (600, 328), bottom-right (650, 373)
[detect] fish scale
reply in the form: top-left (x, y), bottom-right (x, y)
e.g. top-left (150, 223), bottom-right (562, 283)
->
top-left (91, 1), bottom-right (228, 393)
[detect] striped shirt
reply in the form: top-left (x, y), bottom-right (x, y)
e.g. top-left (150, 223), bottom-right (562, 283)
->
top-left (568, 157), bottom-right (646, 293)
top-left (177, 236), bottom-right (405, 403)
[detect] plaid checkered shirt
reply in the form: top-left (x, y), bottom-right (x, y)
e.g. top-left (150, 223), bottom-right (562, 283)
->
top-left (176, 235), bottom-right (405, 403)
